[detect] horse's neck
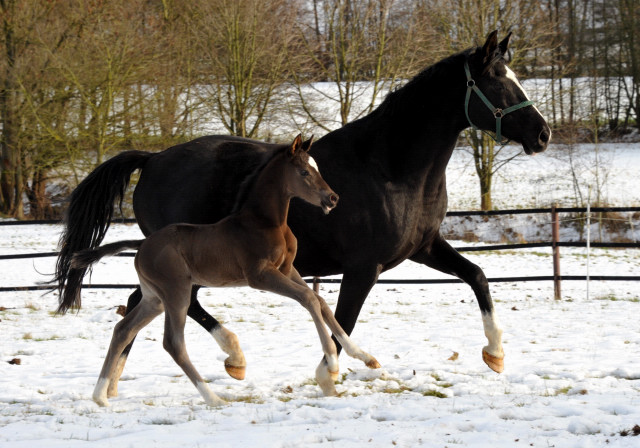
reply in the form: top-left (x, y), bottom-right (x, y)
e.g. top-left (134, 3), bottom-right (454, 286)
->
top-left (240, 157), bottom-right (291, 227)
top-left (323, 57), bottom-right (468, 182)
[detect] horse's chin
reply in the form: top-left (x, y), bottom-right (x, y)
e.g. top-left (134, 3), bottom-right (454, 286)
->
top-left (521, 140), bottom-right (547, 156)
top-left (322, 205), bottom-right (335, 215)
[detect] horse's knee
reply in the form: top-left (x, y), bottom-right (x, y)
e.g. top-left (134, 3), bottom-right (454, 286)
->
top-left (300, 290), bottom-right (321, 313)
top-left (163, 334), bottom-right (186, 363)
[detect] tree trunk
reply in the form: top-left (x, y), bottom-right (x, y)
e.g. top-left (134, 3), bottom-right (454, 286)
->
top-left (0, 0), bottom-right (23, 218)
top-left (26, 169), bottom-right (55, 220)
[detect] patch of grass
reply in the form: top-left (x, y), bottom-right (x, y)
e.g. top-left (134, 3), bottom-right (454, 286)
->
top-left (596, 294), bottom-right (640, 302)
top-left (423, 389), bottom-right (447, 398)
top-left (231, 395), bottom-right (264, 404)
top-left (381, 385), bottom-right (412, 394)
top-left (555, 386), bottom-right (572, 395)
top-left (25, 302), bottom-right (39, 311)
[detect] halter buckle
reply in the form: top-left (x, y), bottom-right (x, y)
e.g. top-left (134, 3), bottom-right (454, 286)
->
top-left (493, 108), bottom-right (503, 118)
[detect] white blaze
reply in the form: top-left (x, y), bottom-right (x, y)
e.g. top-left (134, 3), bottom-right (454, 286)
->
top-left (505, 66), bottom-right (530, 100)
top-left (505, 65), bottom-right (546, 121)
top-left (308, 156), bottom-right (319, 172)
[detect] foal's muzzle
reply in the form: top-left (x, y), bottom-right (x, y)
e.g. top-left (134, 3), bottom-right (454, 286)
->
top-left (321, 192), bottom-right (339, 214)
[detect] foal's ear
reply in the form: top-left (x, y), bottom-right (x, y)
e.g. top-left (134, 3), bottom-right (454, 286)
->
top-left (301, 135), bottom-right (314, 152)
top-left (289, 133), bottom-right (303, 157)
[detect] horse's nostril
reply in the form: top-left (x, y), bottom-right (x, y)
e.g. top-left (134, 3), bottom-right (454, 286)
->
top-left (539, 128), bottom-right (550, 144)
top-left (330, 194), bottom-right (339, 204)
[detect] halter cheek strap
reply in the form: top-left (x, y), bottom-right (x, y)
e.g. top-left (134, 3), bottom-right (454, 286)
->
top-left (464, 60), bottom-right (534, 144)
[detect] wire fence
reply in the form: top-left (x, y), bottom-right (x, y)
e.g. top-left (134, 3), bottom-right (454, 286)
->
top-left (2, 207), bottom-right (639, 296)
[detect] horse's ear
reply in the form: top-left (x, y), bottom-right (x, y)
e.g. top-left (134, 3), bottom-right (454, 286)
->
top-left (481, 30), bottom-right (499, 65)
top-left (289, 133), bottom-right (303, 157)
top-left (301, 135), bottom-right (314, 152)
top-left (498, 32), bottom-right (512, 56)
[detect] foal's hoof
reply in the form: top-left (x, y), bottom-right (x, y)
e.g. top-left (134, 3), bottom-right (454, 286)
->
top-left (225, 363), bottom-right (246, 381)
top-left (482, 349), bottom-right (504, 373)
top-left (366, 357), bottom-right (381, 369)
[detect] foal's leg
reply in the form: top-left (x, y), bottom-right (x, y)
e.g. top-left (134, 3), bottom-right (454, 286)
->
top-left (188, 288), bottom-right (246, 380)
top-left (93, 294), bottom-right (164, 406)
top-left (247, 267), bottom-right (340, 396)
top-left (290, 269), bottom-right (380, 369)
top-left (108, 287), bottom-right (142, 398)
top-left (162, 285), bottom-right (226, 407)
top-left (410, 235), bottom-right (504, 373)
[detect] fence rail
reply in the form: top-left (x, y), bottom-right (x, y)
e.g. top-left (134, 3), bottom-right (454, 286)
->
top-left (2, 207), bottom-right (639, 296)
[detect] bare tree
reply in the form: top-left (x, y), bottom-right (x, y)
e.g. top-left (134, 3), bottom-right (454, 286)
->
top-left (187, 0), bottom-right (298, 138)
top-left (292, 0), bottom-right (427, 131)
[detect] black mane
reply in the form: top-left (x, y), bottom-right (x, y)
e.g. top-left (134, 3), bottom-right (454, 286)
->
top-left (375, 48), bottom-right (474, 118)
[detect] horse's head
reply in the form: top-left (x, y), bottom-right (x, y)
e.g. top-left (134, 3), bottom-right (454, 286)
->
top-left (286, 134), bottom-right (339, 214)
top-left (465, 31), bottom-right (551, 154)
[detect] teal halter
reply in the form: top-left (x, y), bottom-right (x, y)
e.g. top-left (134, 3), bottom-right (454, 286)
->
top-left (464, 60), bottom-right (534, 144)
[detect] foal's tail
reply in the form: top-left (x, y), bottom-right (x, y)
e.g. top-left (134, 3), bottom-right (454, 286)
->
top-left (71, 240), bottom-right (144, 270)
top-left (54, 151), bottom-right (152, 314)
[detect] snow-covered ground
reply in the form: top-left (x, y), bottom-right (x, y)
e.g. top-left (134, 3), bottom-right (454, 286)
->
top-left (1, 143), bottom-right (639, 447)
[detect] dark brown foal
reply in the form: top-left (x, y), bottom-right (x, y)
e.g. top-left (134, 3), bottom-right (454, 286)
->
top-left (72, 135), bottom-right (380, 407)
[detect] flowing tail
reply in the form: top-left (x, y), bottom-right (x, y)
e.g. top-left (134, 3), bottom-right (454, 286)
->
top-left (71, 240), bottom-right (144, 270)
top-left (54, 151), bottom-right (153, 314)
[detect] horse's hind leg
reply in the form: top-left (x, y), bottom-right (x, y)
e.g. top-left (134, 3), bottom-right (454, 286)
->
top-left (94, 294), bottom-right (163, 406)
top-left (163, 287), bottom-right (226, 407)
top-left (188, 287), bottom-right (246, 380)
top-left (107, 287), bottom-right (142, 398)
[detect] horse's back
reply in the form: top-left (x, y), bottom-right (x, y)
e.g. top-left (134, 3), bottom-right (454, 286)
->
top-left (133, 136), bottom-right (278, 235)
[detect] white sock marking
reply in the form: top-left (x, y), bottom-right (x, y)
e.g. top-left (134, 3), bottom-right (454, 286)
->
top-left (482, 311), bottom-right (504, 358)
top-left (93, 377), bottom-right (110, 406)
top-left (196, 381), bottom-right (226, 407)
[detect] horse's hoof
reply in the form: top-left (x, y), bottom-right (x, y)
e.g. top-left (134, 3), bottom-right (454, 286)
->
top-left (318, 379), bottom-right (339, 397)
top-left (93, 396), bottom-right (110, 407)
top-left (482, 349), bottom-right (504, 373)
top-left (366, 358), bottom-right (381, 369)
top-left (205, 396), bottom-right (227, 408)
top-left (225, 364), bottom-right (246, 381)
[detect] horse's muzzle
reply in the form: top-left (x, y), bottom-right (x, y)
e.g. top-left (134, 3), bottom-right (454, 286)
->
top-left (322, 193), bottom-right (339, 214)
top-left (522, 125), bottom-right (551, 155)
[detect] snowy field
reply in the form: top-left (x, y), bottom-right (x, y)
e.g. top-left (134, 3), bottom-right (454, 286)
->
top-left (1, 143), bottom-right (640, 447)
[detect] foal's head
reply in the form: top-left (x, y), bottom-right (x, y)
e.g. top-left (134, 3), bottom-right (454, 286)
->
top-left (285, 134), bottom-right (339, 214)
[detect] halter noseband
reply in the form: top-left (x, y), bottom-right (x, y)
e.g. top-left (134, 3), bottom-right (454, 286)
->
top-left (464, 60), bottom-right (534, 144)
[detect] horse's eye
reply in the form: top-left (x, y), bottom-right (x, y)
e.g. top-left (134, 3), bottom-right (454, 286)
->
top-left (301, 169), bottom-right (310, 177)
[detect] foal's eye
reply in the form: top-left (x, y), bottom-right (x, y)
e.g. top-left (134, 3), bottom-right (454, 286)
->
top-left (301, 169), bottom-right (310, 177)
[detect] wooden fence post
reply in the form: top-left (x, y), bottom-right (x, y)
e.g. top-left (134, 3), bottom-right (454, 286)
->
top-left (551, 204), bottom-right (561, 300)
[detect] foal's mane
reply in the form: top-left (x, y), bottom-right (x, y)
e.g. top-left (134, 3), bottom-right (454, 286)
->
top-left (230, 144), bottom-right (289, 214)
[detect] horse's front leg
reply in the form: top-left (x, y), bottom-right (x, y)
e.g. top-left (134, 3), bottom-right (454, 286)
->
top-left (410, 235), bottom-right (504, 373)
top-left (247, 266), bottom-right (340, 396)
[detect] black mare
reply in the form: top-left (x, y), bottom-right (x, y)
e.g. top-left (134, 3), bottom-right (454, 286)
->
top-left (55, 31), bottom-right (550, 383)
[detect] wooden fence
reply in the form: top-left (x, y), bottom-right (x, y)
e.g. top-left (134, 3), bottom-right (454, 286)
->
top-left (2, 206), bottom-right (639, 299)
